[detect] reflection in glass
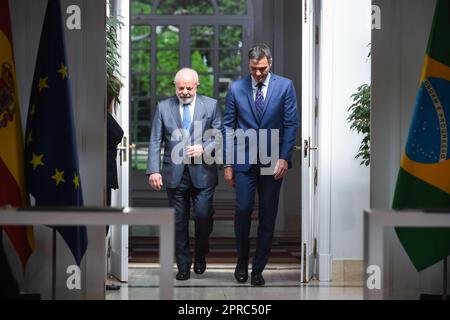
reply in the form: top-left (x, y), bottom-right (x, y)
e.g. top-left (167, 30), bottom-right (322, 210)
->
top-left (218, 98), bottom-right (226, 113)
top-left (157, 50), bottom-right (179, 72)
top-left (219, 50), bottom-right (242, 73)
top-left (131, 25), bottom-right (151, 50)
top-left (131, 124), bottom-right (150, 170)
top-left (131, 99), bottom-right (151, 122)
top-left (198, 74), bottom-right (214, 97)
top-left (156, 25), bottom-right (179, 49)
top-left (156, 75), bottom-right (175, 99)
top-left (132, 0), bottom-right (152, 14)
top-left (131, 74), bottom-right (150, 97)
top-left (219, 26), bottom-right (243, 49)
top-left (191, 26), bottom-right (214, 48)
top-left (157, 0), bottom-right (213, 15)
top-left (131, 50), bottom-right (151, 73)
top-left (192, 50), bottom-right (213, 72)
top-left (219, 74), bottom-right (240, 98)
top-left (217, 0), bottom-right (247, 15)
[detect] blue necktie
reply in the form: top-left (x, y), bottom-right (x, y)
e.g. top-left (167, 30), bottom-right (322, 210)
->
top-left (255, 82), bottom-right (264, 119)
top-left (182, 103), bottom-right (191, 131)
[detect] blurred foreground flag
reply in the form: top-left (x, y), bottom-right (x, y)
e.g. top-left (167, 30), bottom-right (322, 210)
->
top-left (392, 0), bottom-right (450, 271)
top-left (24, 0), bottom-right (87, 266)
top-left (0, 0), bottom-right (34, 269)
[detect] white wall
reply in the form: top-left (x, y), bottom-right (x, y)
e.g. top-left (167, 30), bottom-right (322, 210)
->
top-left (371, 0), bottom-right (450, 298)
top-left (5, 0), bottom-right (106, 299)
top-left (321, 0), bottom-right (372, 261)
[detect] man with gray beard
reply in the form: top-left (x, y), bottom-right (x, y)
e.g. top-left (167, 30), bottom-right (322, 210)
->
top-left (147, 68), bottom-right (222, 280)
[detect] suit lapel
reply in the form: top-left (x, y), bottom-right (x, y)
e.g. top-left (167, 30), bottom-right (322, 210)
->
top-left (170, 97), bottom-right (183, 129)
top-left (190, 95), bottom-right (204, 134)
top-left (245, 76), bottom-right (260, 123)
top-left (260, 73), bottom-right (276, 121)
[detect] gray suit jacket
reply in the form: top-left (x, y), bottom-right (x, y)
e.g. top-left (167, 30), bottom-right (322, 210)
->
top-left (146, 94), bottom-right (222, 189)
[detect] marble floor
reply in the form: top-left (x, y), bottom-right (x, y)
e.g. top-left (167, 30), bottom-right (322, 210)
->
top-left (106, 263), bottom-right (363, 300)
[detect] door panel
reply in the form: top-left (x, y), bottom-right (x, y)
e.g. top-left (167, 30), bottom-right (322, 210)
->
top-left (301, 0), bottom-right (319, 283)
top-left (110, 0), bottom-right (130, 282)
top-left (129, 16), bottom-right (250, 237)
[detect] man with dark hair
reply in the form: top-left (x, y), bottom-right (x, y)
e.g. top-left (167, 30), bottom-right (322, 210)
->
top-left (223, 43), bottom-right (299, 286)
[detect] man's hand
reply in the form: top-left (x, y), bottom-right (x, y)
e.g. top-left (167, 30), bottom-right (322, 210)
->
top-left (274, 159), bottom-right (288, 180)
top-left (186, 145), bottom-right (204, 157)
top-left (148, 173), bottom-right (163, 191)
top-left (224, 166), bottom-right (235, 188)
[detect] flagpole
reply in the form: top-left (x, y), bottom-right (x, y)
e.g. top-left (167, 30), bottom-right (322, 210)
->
top-left (52, 228), bottom-right (56, 300)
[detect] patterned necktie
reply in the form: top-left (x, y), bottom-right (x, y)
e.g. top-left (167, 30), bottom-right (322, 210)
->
top-left (182, 103), bottom-right (191, 131)
top-left (255, 82), bottom-right (264, 119)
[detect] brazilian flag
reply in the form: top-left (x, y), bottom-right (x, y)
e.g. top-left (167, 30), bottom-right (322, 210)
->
top-left (392, 0), bottom-right (450, 272)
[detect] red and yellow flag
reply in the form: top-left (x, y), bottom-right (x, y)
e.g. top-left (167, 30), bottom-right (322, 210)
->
top-left (0, 0), bottom-right (34, 269)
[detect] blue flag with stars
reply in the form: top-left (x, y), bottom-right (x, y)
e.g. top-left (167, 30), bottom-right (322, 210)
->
top-left (24, 0), bottom-right (87, 266)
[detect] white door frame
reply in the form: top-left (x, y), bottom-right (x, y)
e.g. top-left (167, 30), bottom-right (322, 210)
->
top-left (110, 0), bottom-right (130, 282)
top-left (301, 0), bottom-right (317, 283)
top-left (316, 0), bottom-right (333, 282)
top-left (301, 0), bottom-right (333, 283)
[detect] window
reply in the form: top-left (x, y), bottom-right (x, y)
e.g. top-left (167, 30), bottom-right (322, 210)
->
top-left (130, 0), bottom-right (252, 170)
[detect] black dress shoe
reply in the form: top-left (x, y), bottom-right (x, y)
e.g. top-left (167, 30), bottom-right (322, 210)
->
top-left (176, 270), bottom-right (190, 280)
top-left (106, 284), bottom-right (121, 291)
top-left (194, 256), bottom-right (206, 275)
top-left (234, 259), bottom-right (248, 283)
top-left (250, 272), bottom-right (265, 286)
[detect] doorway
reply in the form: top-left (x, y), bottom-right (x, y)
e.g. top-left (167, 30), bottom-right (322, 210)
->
top-left (127, 0), bottom-right (303, 267)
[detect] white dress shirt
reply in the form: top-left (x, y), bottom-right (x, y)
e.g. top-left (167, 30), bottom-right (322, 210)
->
top-left (251, 72), bottom-right (271, 100)
top-left (179, 95), bottom-right (196, 125)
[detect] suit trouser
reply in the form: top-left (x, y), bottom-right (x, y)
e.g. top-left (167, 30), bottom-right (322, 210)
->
top-left (166, 169), bottom-right (215, 272)
top-left (234, 165), bottom-right (283, 273)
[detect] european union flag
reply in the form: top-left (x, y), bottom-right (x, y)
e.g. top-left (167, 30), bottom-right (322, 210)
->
top-left (24, 0), bottom-right (87, 266)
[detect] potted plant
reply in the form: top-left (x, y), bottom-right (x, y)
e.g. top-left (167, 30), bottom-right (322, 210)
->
top-left (106, 12), bottom-right (124, 112)
top-left (347, 83), bottom-right (371, 166)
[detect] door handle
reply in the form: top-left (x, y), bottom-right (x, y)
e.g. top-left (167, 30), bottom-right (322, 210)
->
top-left (296, 138), bottom-right (319, 167)
top-left (117, 137), bottom-right (129, 164)
top-left (305, 138), bottom-right (318, 153)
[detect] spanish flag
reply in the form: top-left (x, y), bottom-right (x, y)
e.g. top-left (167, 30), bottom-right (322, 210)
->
top-left (393, 0), bottom-right (450, 271)
top-left (0, 0), bottom-right (34, 269)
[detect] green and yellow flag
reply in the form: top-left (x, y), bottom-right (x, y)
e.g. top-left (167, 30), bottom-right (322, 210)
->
top-left (392, 0), bottom-right (450, 272)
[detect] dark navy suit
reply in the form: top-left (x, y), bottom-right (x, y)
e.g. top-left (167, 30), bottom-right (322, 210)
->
top-left (223, 73), bottom-right (299, 273)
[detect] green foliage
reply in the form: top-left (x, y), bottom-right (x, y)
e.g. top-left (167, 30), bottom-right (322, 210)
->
top-left (106, 14), bottom-right (124, 103)
top-left (192, 51), bottom-right (213, 97)
top-left (347, 84), bottom-right (371, 166)
top-left (131, 0), bottom-right (152, 14)
top-left (157, 0), bottom-right (213, 15)
top-left (130, 25), bottom-right (214, 99)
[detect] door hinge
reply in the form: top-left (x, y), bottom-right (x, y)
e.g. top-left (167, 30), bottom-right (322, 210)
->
top-left (312, 238), bottom-right (319, 280)
top-left (302, 242), bottom-right (307, 283)
top-left (304, 0), bottom-right (308, 23)
top-left (315, 25), bottom-right (320, 44)
top-left (314, 167), bottom-right (318, 189)
top-left (313, 238), bottom-right (318, 257)
top-left (314, 97), bottom-right (319, 119)
top-left (118, 136), bottom-right (128, 165)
